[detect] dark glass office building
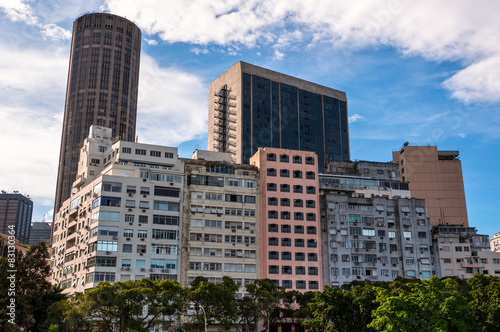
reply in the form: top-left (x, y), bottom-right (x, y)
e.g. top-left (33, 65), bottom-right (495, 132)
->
top-left (54, 13), bottom-right (141, 212)
top-left (0, 191), bottom-right (33, 245)
top-left (208, 62), bottom-right (349, 169)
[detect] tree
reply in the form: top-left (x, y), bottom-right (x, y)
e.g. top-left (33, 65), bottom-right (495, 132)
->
top-left (369, 276), bottom-right (480, 331)
top-left (188, 276), bottom-right (239, 331)
top-left (245, 279), bottom-right (283, 332)
top-left (0, 242), bottom-right (59, 331)
top-left (467, 274), bottom-right (500, 332)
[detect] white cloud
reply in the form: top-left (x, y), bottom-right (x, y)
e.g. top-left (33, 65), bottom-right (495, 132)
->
top-left (458, 133), bottom-right (466, 138)
top-left (190, 47), bottom-right (209, 55)
top-left (0, 0), bottom-right (71, 41)
top-left (136, 53), bottom-right (207, 146)
top-left (104, 0), bottom-right (500, 103)
top-left (349, 114), bottom-right (364, 123)
top-left (274, 50), bottom-right (284, 60)
top-left (0, 43), bottom-right (67, 200)
top-left (144, 38), bottom-right (158, 45)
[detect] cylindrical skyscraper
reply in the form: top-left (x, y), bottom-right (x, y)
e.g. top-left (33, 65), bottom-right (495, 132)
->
top-left (54, 13), bottom-right (141, 213)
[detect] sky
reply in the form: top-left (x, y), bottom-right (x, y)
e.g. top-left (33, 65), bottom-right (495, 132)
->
top-left (0, 0), bottom-right (499, 237)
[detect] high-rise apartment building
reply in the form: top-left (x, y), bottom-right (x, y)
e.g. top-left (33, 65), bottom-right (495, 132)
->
top-left (181, 150), bottom-right (259, 291)
top-left (54, 13), bottom-right (141, 213)
top-left (320, 161), bottom-right (435, 287)
top-left (0, 191), bottom-right (33, 244)
top-left (250, 148), bottom-right (323, 292)
top-left (51, 126), bottom-right (183, 293)
top-left (209, 62), bottom-right (350, 169)
top-left (392, 144), bottom-right (468, 227)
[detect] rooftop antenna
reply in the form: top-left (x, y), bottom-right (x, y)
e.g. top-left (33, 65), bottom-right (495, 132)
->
top-left (136, 135), bottom-right (139, 142)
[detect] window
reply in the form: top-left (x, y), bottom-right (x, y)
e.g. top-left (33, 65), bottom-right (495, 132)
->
top-left (225, 194), bottom-right (243, 202)
top-left (150, 150), bottom-right (161, 157)
top-left (349, 214), bottom-right (361, 223)
top-left (268, 197), bottom-right (278, 205)
top-left (280, 184), bottom-right (290, 192)
top-left (295, 253), bottom-right (305, 261)
top-left (455, 246), bottom-right (463, 252)
top-left (102, 182), bottom-right (122, 192)
top-left (294, 199), bottom-right (303, 207)
top-left (295, 239), bottom-right (304, 247)
top-left (296, 280), bottom-right (306, 289)
top-left (308, 253), bottom-right (318, 261)
top-left (269, 265), bottom-right (279, 274)
top-left (154, 187), bottom-right (180, 197)
top-left (307, 239), bottom-right (317, 248)
top-left (267, 183), bottom-right (277, 191)
top-left (306, 171), bottom-right (315, 179)
top-left (153, 215), bottom-right (179, 225)
top-left (388, 231), bottom-right (396, 238)
top-left (267, 168), bottom-right (277, 176)
top-left (295, 225), bottom-right (304, 234)
top-left (245, 196), bottom-right (256, 203)
top-left (281, 211), bottom-right (291, 220)
top-left (267, 153), bottom-right (276, 161)
top-left (418, 232), bottom-right (427, 239)
top-left (305, 156), bottom-right (315, 165)
top-left (378, 230), bottom-right (386, 237)
top-left (280, 169), bottom-right (290, 177)
top-left (306, 186), bottom-right (316, 194)
top-left (281, 198), bottom-right (290, 206)
top-left (203, 263), bottom-right (222, 271)
top-left (122, 259), bottom-right (131, 268)
top-left (293, 155), bottom-right (302, 164)
top-left (280, 154), bottom-right (289, 162)
top-left (309, 281), bottom-right (319, 289)
top-left (269, 251), bottom-right (279, 260)
top-left (122, 244), bottom-right (132, 253)
top-left (268, 210), bottom-right (278, 219)
top-left (153, 201), bottom-right (179, 211)
top-left (282, 266), bottom-right (292, 274)
top-left (281, 238), bottom-right (292, 246)
top-left (294, 212), bottom-right (304, 220)
top-left (293, 170), bottom-right (302, 178)
top-left (135, 149), bottom-right (146, 155)
top-left (403, 231), bottom-right (412, 238)
top-left (306, 200), bottom-right (315, 208)
top-left (307, 226), bottom-right (316, 234)
top-left (293, 185), bottom-right (303, 193)
top-left (122, 147), bottom-right (131, 153)
top-left (306, 213), bottom-right (316, 221)
top-left (139, 201), bottom-right (149, 209)
top-left (282, 252), bottom-right (292, 260)
top-left (281, 224), bottom-right (291, 233)
top-left (268, 237), bottom-right (279, 246)
top-left (308, 267), bottom-right (318, 275)
top-left (363, 229), bottom-right (375, 236)
top-left (165, 152), bottom-right (174, 158)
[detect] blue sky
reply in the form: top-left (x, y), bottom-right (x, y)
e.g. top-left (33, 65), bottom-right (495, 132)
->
top-left (1, 0), bottom-right (499, 237)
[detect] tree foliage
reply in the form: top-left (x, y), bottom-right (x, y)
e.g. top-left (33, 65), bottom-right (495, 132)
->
top-left (0, 242), bottom-right (65, 332)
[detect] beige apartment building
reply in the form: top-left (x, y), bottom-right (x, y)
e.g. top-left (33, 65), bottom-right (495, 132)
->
top-left (490, 232), bottom-right (500, 252)
top-left (392, 144), bottom-right (468, 227)
top-left (51, 126), bottom-right (184, 293)
top-left (181, 150), bottom-right (260, 294)
top-left (433, 225), bottom-right (500, 278)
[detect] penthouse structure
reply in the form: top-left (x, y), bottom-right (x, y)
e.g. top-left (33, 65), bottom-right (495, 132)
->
top-left (208, 61), bottom-right (350, 169)
top-left (320, 161), bottom-right (435, 287)
top-left (51, 126), bottom-right (184, 293)
top-left (392, 144), bottom-right (468, 227)
top-left (181, 150), bottom-right (259, 293)
top-left (251, 148), bottom-right (323, 292)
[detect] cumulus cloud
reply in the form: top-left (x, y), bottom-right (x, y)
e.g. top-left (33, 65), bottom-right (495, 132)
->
top-left (136, 53), bottom-right (207, 146)
top-left (349, 114), bottom-right (364, 123)
top-left (0, 0), bottom-right (71, 41)
top-left (104, 0), bottom-right (500, 103)
top-left (144, 38), bottom-right (158, 46)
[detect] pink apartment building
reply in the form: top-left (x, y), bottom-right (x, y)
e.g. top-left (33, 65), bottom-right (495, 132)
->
top-left (251, 148), bottom-right (323, 291)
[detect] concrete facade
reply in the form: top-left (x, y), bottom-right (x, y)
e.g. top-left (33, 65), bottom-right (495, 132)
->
top-left (490, 232), bottom-right (500, 252)
top-left (181, 151), bottom-right (259, 294)
top-left (54, 13), bottom-right (141, 213)
top-left (0, 191), bottom-right (33, 245)
top-left (51, 126), bottom-right (184, 293)
top-left (392, 145), bottom-right (468, 227)
top-left (433, 225), bottom-right (500, 278)
top-left (208, 62), bottom-right (350, 169)
top-left (250, 148), bottom-right (323, 292)
top-left (319, 161), bottom-right (435, 287)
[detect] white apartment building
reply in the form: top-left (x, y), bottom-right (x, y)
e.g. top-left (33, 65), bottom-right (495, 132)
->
top-left (51, 126), bottom-right (184, 293)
